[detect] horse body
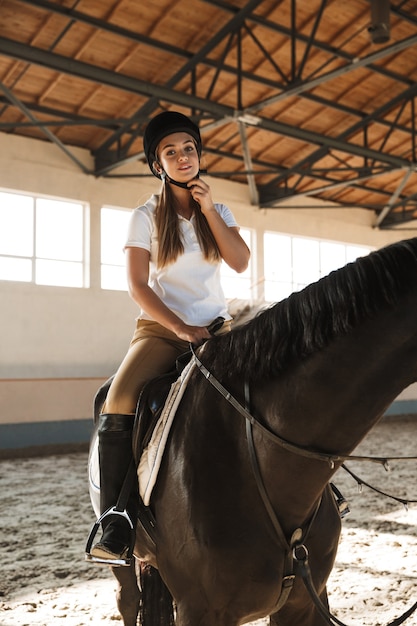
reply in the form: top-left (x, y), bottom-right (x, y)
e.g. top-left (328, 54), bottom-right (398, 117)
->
top-left (93, 238), bottom-right (417, 626)
top-left (147, 435), bottom-right (340, 626)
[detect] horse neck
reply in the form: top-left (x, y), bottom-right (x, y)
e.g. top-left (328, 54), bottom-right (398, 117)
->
top-left (254, 291), bottom-right (417, 463)
top-left (238, 295), bottom-right (417, 533)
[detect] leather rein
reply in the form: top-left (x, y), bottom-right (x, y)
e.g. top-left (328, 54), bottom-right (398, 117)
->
top-left (191, 348), bottom-right (417, 626)
top-left (192, 349), bottom-right (417, 469)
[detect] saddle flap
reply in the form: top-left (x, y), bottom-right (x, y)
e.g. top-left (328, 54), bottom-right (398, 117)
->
top-left (133, 350), bottom-right (194, 461)
top-left (133, 370), bottom-right (178, 463)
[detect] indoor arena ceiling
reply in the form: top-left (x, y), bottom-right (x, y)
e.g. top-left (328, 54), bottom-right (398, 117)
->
top-left (0, 0), bottom-right (417, 229)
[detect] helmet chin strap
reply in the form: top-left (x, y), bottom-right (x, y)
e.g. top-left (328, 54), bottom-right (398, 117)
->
top-left (160, 170), bottom-right (200, 190)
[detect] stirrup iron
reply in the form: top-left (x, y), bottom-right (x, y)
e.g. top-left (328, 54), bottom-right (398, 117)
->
top-left (85, 506), bottom-right (135, 567)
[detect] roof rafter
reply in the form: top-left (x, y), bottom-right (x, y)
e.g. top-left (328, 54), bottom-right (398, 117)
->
top-left (1, 0), bottom-right (417, 227)
top-left (0, 35), bottom-right (412, 176)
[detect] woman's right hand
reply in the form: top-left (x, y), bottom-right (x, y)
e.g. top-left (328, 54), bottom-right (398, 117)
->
top-left (174, 323), bottom-right (211, 345)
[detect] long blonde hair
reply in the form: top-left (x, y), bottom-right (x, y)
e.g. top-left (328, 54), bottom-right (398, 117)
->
top-left (155, 183), bottom-right (221, 268)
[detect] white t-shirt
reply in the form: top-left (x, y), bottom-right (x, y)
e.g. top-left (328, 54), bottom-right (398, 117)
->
top-left (125, 194), bottom-right (238, 326)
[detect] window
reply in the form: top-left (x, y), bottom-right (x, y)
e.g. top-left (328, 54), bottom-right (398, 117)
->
top-left (264, 232), bottom-right (371, 302)
top-left (0, 190), bottom-right (88, 287)
top-left (220, 227), bottom-right (253, 301)
top-left (101, 207), bottom-right (131, 291)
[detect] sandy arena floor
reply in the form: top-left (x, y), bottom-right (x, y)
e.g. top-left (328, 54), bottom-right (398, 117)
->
top-left (1, 415), bottom-right (417, 626)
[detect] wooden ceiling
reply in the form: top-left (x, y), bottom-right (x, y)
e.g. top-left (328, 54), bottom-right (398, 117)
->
top-left (0, 0), bottom-right (417, 229)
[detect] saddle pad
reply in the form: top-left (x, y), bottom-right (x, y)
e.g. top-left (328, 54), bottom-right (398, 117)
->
top-left (138, 358), bottom-right (196, 505)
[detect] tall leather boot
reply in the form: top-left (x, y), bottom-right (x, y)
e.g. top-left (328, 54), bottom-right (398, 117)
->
top-left (86, 413), bottom-right (138, 566)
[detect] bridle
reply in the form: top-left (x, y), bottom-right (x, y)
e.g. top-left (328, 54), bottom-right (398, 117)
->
top-left (191, 347), bottom-right (417, 626)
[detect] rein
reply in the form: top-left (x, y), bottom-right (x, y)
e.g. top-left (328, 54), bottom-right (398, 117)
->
top-left (342, 463), bottom-right (417, 507)
top-left (192, 348), bottom-right (417, 626)
top-left (191, 349), bottom-right (417, 469)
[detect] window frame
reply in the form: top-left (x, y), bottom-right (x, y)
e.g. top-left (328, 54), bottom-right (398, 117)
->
top-left (263, 231), bottom-right (372, 302)
top-left (0, 188), bottom-right (89, 288)
top-left (100, 205), bottom-right (133, 292)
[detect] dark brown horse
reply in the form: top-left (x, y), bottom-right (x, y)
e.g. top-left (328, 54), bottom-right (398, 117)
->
top-left (89, 237), bottom-right (417, 626)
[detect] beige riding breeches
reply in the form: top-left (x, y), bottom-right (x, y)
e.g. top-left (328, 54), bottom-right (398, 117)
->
top-left (102, 319), bottom-right (191, 415)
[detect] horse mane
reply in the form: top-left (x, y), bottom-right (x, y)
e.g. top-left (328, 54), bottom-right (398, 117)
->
top-left (203, 238), bottom-right (417, 383)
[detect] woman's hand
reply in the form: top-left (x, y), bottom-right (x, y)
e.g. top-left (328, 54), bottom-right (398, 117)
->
top-left (187, 177), bottom-right (214, 213)
top-left (174, 322), bottom-right (211, 345)
top-left (188, 177), bottom-right (250, 274)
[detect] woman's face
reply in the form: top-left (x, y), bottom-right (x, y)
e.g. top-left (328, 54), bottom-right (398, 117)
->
top-left (156, 132), bottom-right (199, 182)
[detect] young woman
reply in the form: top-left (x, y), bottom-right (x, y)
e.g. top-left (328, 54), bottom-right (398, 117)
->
top-left (86, 111), bottom-right (250, 566)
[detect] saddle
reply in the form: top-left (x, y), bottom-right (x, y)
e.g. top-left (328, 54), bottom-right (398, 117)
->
top-left (132, 350), bottom-right (192, 464)
top-left (132, 315), bottom-right (225, 457)
top-left (111, 318), bottom-right (224, 545)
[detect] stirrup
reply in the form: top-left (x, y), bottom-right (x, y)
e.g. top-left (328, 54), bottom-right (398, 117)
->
top-left (85, 506), bottom-right (135, 567)
top-left (330, 483), bottom-right (350, 519)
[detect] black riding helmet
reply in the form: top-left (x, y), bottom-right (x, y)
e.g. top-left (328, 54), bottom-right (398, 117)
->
top-left (143, 111), bottom-right (202, 179)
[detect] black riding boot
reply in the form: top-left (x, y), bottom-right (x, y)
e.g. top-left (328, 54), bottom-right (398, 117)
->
top-left (86, 413), bottom-right (138, 566)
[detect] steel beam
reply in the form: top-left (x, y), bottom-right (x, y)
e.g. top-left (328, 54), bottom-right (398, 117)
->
top-left (374, 167), bottom-right (414, 227)
top-left (0, 80), bottom-right (91, 174)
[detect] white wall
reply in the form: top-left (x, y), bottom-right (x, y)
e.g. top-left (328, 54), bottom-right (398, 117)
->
top-left (0, 133), bottom-right (412, 446)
